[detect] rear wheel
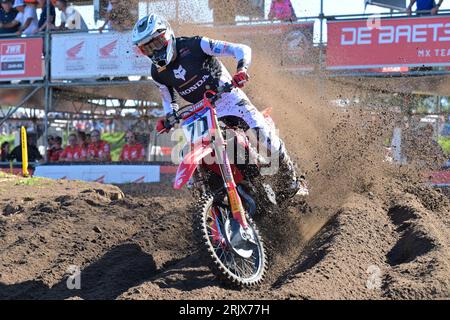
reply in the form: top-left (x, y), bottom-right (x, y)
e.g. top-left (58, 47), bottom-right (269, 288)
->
top-left (193, 194), bottom-right (267, 288)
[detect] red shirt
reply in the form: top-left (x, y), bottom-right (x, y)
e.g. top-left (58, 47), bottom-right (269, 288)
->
top-left (48, 147), bottom-right (63, 162)
top-left (87, 140), bottom-right (111, 161)
top-left (120, 143), bottom-right (145, 161)
top-left (60, 145), bottom-right (87, 161)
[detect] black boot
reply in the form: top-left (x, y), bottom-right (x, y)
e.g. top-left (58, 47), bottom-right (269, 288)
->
top-left (274, 145), bottom-right (309, 202)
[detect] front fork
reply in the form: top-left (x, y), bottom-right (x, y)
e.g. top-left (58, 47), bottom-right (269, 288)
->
top-left (211, 115), bottom-right (249, 230)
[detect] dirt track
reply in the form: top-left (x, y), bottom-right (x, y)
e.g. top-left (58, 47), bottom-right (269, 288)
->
top-left (1, 73), bottom-right (449, 300)
top-left (0, 169), bottom-right (448, 299)
top-left (1, 17), bottom-right (449, 299)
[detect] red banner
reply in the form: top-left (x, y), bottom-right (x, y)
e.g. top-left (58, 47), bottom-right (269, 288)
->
top-left (327, 15), bottom-right (450, 70)
top-left (0, 37), bottom-right (43, 80)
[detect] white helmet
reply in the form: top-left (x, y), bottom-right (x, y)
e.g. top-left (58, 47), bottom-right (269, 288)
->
top-left (132, 14), bottom-right (176, 68)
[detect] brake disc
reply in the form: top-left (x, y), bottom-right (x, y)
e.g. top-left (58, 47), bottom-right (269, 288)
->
top-left (224, 218), bottom-right (257, 259)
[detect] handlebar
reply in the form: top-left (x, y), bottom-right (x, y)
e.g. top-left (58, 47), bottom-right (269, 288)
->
top-left (168, 83), bottom-right (235, 125)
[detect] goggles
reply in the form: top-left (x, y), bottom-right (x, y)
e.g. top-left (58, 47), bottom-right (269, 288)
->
top-left (138, 32), bottom-right (168, 57)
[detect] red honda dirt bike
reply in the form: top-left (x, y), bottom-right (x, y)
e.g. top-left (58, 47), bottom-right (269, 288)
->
top-left (169, 83), bottom-right (278, 287)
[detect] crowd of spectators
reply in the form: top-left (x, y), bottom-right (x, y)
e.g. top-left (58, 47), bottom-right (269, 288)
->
top-left (1, 0), bottom-right (288, 30)
top-left (0, 0), bottom-right (141, 35)
top-left (0, 0), bottom-right (103, 34)
top-left (0, 0), bottom-right (39, 36)
top-left (2, 0), bottom-right (447, 36)
top-left (46, 129), bottom-right (144, 163)
top-left (0, 128), bottom-right (146, 163)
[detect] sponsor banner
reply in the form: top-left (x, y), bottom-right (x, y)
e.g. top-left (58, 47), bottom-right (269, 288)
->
top-left (327, 15), bottom-right (450, 70)
top-left (34, 165), bottom-right (160, 184)
top-left (427, 170), bottom-right (450, 187)
top-left (198, 21), bottom-right (316, 71)
top-left (51, 32), bottom-right (152, 79)
top-left (0, 38), bottom-right (43, 80)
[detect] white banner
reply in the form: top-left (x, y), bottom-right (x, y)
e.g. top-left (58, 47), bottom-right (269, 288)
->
top-left (34, 164), bottom-right (160, 184)
top-left (51, 32), bottom-right (152, 79)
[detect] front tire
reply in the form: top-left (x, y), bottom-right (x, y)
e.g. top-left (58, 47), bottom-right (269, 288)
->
top-left (193, 194), bottom-right (267, 288)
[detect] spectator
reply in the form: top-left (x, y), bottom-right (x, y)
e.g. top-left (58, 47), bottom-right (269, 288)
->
top-left (1, 0), bottom-right (39, 35)
top-left (87, 129), bottom-right (111, 162)
top-left (98, 0), bottom-right (117, 33)
top-left (119, 130), bottom-right (145, 162)
top-left (8, 134), bottom-right (43, 163)
top-left (47, 134), bottom-right (54, 147)
top-left (35, 0), bottom-right (55, 33)
top-left (55, 0), bottom-right (87, 31)
top-left (269, 0), bottom-right (297, 21)
top-left (46, 134), bottom-right (54, 158)
top-left (59, 133), bottom-right (86, 162)
top-left (406, 0), bottom-right (444, 15)
top-left (208, 0), bottom-right (238, 25)
top-left (85, 133), bottom-right (91, 146)
top-left (77, 131), bottom-right (89, 150)
top-left (47, 136), bottom-right (63, 162)
top-left (0, 0), bottom-right (19, 35)
top-left (1, 141), bottom-right (10, 162)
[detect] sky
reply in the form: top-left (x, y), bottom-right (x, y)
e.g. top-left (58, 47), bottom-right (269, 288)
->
top-left (70, 0), bottom-right (450, 42)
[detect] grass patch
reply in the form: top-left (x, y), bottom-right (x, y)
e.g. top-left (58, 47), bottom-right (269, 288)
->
top-left (14, 177), bottom-right (51, 186)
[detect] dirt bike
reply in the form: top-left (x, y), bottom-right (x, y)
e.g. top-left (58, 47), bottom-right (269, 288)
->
top-left (169, 83), bottom-right (278, 288)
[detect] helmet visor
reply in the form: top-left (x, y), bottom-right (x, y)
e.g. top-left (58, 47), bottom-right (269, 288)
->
top-left (138, 32), bottom-right (168, 57)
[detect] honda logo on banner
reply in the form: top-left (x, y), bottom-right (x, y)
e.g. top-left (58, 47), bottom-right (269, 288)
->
top-left (52, 32), bottom-right (152, 79)
top-left (98, 38), bottom-right (119, 70)
top-left (327, 15), bottom-right (450, 70)
top-left (99, 40), bottom-right (118, 58)
top-left (63, 40), bottom-right (86, 72)
top-left (66, 41), bottom-right (84, 60)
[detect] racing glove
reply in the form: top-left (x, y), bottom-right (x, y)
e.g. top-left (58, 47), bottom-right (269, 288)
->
top-left (156, 118), bottom-right (173, 134)
top-left (232, 69), bottom-right (249, 88)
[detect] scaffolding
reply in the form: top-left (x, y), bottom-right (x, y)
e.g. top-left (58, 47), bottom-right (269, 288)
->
top-left (1, 0), bottom-right (450, 161)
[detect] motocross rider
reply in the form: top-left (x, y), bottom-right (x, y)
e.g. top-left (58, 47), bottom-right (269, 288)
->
top-left (132, 14), bottom-right (308, 200)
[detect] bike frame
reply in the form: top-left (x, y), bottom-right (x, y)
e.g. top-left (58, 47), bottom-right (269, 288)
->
top-left (174, 89), bottom-right (249, 229)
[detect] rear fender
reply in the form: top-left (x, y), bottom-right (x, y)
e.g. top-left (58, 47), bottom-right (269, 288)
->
top-left (173, 143), bottom-right (214, 190)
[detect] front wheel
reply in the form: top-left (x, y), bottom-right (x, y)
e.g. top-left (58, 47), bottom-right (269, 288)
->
top-left (193, 194), bottom-right (267, 288)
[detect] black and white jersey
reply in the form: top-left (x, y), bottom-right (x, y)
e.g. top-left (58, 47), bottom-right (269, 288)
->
top-left (150, 36), bottom-right (251, 114)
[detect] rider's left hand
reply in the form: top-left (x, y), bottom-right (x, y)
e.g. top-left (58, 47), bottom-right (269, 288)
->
top-left (232, 69), bottom-right (249, 88)
top-left (156, 118), bottom-right (172, 134)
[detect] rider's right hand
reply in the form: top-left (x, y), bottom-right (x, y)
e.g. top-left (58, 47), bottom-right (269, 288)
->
top-left (156, 118), bottom-right (172, 134)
